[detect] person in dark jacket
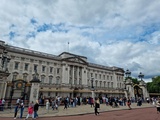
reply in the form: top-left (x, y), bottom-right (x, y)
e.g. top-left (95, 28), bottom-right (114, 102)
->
top-left (34, 100), bottom-right (39, 119)
top-left (14, 103), bottom-right (19, 119)
top-left (94, 97), bottom-right (100, 115)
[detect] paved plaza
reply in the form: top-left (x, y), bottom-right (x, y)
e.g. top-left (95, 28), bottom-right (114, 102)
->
top-left (0, 103), bottom-right (155, 119)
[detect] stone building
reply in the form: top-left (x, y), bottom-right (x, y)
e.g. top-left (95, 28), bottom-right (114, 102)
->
top-left (0, 40), bottom-right (126, 103)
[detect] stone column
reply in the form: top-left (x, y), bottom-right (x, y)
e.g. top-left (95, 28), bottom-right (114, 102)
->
top-left (29, 82), bottom-right (40, 103)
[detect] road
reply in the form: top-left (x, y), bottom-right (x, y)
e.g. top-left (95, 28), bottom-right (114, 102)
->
top-left (0, 107), bottom-right (159, 120)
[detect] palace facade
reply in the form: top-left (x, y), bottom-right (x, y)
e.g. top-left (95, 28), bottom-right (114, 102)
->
top-left (0, 40), bottom-right (125, 102)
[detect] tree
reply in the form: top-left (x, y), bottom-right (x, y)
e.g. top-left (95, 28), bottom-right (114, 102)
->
top-left (147, 76), bottom-right (160, 93)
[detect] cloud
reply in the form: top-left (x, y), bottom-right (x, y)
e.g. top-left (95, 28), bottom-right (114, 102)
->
top-left (1, 0), bottom-right (160, 82)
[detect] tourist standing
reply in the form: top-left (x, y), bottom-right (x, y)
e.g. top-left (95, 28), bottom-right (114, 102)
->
top-left (46, 99), bottom-right (50, 113)
top-left (156, 98), bottom-right (160, 113)
top-left (14, 103), bottom-right (19, 119)
top-left (19, 100), bottom-right (24, 118)
top-left (94, 98), bottom-right (100, 115)
top-left (127, 98), bottom-right (132, 110)
top-left (64, 98), bottom-right (68, 109)
top-left (34, 100), bottom-right (39, 118)
top-left (1, 98), bottom-right (5, 111)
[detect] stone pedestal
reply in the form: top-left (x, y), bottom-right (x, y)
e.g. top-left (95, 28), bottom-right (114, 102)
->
top-left (91, 91), bottom-right (95, 100)
top-left (29, 82), bottom-right (40, 103)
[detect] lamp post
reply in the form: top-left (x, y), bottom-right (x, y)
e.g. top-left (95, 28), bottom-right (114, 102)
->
top-left (138, 72), bottom-right (144, 81)
top-left (124, 69), bottom-right (131, 89)
top-left (125, 69), bottom-right (131, 78)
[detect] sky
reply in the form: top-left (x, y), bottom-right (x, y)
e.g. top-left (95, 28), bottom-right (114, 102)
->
top-left (0, 0), bottom-right (160, 82)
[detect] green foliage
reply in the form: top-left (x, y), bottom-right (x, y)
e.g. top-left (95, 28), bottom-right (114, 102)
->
top-left (147, 76), bottom-right (160, 93)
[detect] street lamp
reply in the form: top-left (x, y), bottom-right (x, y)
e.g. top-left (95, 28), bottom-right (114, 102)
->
top-left (138, 72), bottom-right (144, 81)
top-left (125, 69), bottom-right (131, 78)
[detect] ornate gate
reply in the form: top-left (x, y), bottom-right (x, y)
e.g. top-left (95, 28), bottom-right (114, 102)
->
top-left (134, 85), bottom-right (143, 99)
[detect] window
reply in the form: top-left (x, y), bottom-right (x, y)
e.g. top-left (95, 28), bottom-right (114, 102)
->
top-left (79, 79), bottom-right (82, 85)
top-left (91, 73), bottom-right (93, 77)
top-left (49, 76), bottom-right (53, 84)
top-left (95, 74), bottom-right (97, 79)
top-left (111, 82), bottom-right (113, 88)
top-left (107, 76), bottom-right (109, 80)
top-left (100, 81), bottom-right (102, 88)
top-left (103, 75), bottom-right (105, 80)
top-left (74, 79), bottom-right (77, 85)
top-left (42, 66), bottom-right (45, 72)
top-left (24, 63), bottom-right (29, 71)
top-left (23, 74), bottom-right (28, 81)
top-left (14, 62), bottom-right (19, 70)
top-left (41, 75), bottom-right (45, 83)
top-left (34, 65), bottom-right (38, 71)
top-left (104, 82), bottom-right (106, 87)
top-left (13, 74), bottom-right (17, 80)
top-left (69, 78), bottom-right (72, 84)
top-left (108, 82), bottom-right (110, 88)
top-left (99, 74), bottom-right (101, 79)
top-left (111, 76), bottom-right (113, 80)
top-left (57, 68), bottom-right (60, 74)
top-left (50, 67), bottom-right (53, 73)
top-left (48, 92), bottom-right (50, 96)
top-left (56, 77), bottom-right (60, 84)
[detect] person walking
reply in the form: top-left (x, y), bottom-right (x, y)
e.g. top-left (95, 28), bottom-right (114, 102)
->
top-left (94, 97), bottom-right (100, 115)
top-left (19, 100), bottom-right (24, 118)
top-left (14, 103), bottom-right (19, 119)
top-left (127, 97), bottom-right (132, 110)
top-left (46, 99), bottom-right (50, 113)
top-left (1, 98), bottom-right (5, 111)
top-left (64, 98), bottom-right (68, 109)
top-left (34, 100), bottom-right (39, 119)
top-left (25, 103), bottom-right (34, 120)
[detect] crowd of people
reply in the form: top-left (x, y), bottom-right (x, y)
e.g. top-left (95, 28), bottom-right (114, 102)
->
top-left (0, 95), bottom-right (160, 119)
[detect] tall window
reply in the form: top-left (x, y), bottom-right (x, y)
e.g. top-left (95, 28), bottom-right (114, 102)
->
top-left (69, 78), bottom-right (72, 84)
top-left (49, 76), bottom-right (53, 84)
top-left (111, 76), bottom-right (113, 81)
top-left (79, 79), bottom-right (82, 85)
top-left (57, 68), bottom-right (60, 74)
top-left (42, 66), bottom-right (45, 72)
top-left (95, 74), bottom-right (97, 79)
top-left (103, 75), bottom-right (105, 80)
top-left (23, 74), bottom-right (28, 81)
top-left (100, 81), bottom-right (102, 88)
top-left (50, 67), bottom-right (53, 73)
top-left (108, 82), bottom-right (110, 88)
top-left (24, 63), bottom-right (29, 71)
top-left (56, 77), bottom-right (60, 84)
top-left (34, 65), bottom-right (38, 71)
top-left (104, 82), bottom-right (106, 87)
top-left (111, 82), bottom-right (113, 88)
top-left (41, 75), bottom-right (45, 83)
top-left (74, 79), bottom-right (77, 85)
top-left (13, 74), bottom-right (17, 80)
top-left (14, 62), bottom-right (19, 70)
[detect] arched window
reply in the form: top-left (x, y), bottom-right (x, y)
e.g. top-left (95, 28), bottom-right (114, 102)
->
top-left (49, 76), bottom-right (53, 84)
top-left (12, 72), bottom-right (19, 80)
top-left (56, 76), bottom-right (60, 85)
top-left (41, 75), bottom-right (45, 83)
top-left (23, 73), bottom-right (28, 81)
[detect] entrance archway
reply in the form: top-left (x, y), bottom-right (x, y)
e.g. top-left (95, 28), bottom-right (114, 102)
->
top-left (134, 85), bottom-right (143, 99)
